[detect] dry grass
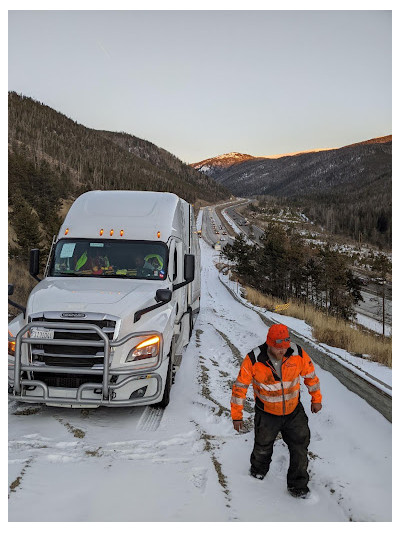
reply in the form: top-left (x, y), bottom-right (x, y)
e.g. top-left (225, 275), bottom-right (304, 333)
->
top-left (242, 285), bottom-right (391, 367)
top-left (8, 259), bottom-right (37, 320)
top-left (59, 198), bottom-right (74, 218)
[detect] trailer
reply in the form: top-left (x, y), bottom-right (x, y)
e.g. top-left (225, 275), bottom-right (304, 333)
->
top-left (8, 191), bottom-right (201, 408)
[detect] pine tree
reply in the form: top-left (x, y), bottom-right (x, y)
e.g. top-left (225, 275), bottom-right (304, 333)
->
top-left (10, 194), bottom-right (42, 260)
top-left (370, 253), bottom-right (391, 336)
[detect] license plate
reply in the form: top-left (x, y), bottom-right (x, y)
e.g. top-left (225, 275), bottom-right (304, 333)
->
top-left (30, 328), bottom-right (54, 340)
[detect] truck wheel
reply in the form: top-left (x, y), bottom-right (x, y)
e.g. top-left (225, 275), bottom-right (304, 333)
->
top-left (155, 356), bottom-right (173, 408)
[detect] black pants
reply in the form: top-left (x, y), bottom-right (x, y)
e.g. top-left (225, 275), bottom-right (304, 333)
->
top-left (250, 402), bottom-right (311, 489)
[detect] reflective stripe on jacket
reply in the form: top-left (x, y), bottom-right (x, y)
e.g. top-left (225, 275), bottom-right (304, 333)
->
top-left (231, 342), bottom-right (322, 419)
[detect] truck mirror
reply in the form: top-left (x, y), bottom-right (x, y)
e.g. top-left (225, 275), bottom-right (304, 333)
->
top-left (155, 289), bottom-right (172, 303)
top-left (29, 249), bottom-right (40, 276)
top-left (184, 254), bottom-right (195, 282)
top-left (29, 249), bottom-right (42, 282)
top-left (135, 289), bottom-right (173, 322)
top-left (8, 284), bottom-right (14, 296)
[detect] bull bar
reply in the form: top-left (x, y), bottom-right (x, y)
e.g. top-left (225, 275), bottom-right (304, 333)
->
top-left (8, 321), bottom-right (164, 406)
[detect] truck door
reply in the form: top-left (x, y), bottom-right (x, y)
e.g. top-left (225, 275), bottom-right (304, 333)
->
top-left (174, 240), bottom-right (186, 323)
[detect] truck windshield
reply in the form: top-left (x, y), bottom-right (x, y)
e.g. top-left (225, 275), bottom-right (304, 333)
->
top-left (49, 239), bottom-right (168, 280)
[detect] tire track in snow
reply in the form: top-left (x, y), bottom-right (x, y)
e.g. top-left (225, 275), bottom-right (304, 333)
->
top-left (192, 421), bottom-right (239, 520)
top-left (9, 431), bottom-right (198, 468)
top-left (213, 327), bottom-right (243, 367)
top-left (190, 318), bottom-right (237, 517)
top-left (137, 406), bottom-right (164, 431)
top-left (8, 458), bottom-right (34, 499)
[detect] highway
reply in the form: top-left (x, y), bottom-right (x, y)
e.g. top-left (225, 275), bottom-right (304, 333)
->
top-left (202, 201), bottom-right (392, 335)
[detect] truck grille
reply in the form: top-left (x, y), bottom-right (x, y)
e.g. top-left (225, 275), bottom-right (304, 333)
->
top-left (32, 372), bottom-right (103, 389)
top-left (29, 316), bottom-right (116, 372)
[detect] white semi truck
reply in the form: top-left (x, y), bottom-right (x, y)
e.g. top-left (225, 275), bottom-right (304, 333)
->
top-left (8, 190), bottom-right (201, 408)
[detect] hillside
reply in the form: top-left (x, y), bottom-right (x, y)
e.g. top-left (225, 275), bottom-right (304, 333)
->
top-left (194, 137), bottom-right (392, 248)
top-left (8, 91), bottom-right (230, 258)
top-left (7, 92), bottom-right (230, 313)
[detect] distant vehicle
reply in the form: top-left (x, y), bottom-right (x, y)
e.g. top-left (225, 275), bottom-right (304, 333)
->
top-left (222, 231), bottom-right (227, 235)
top-left (220, 237), bottom-right (226, 241)
top-left (8, 191), bottom-right (201, 409)
top-left (214, 242), bottom-right (221, 251)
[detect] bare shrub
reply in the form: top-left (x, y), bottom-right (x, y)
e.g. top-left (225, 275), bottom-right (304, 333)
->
top-left (243, 284), bottom-right (392, 367)
top-left (8, 259), bottom-right (36, 320)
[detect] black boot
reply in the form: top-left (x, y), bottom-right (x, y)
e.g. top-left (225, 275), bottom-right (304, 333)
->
top-left (288, 486), bottom-right (310, 498)
top-left (250, 467), bottom-right (265, 480)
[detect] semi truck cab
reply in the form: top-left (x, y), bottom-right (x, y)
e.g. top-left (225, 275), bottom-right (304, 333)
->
top-left (8, 190), bottom-right (201, 408)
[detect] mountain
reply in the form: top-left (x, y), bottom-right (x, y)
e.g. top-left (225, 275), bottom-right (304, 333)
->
top-left (8, 92), bottom-right (230, 259)
top-left (190, 147), bottom-right (337, 177)
top-left (206, 136), bottom-right (391, 196)
top-left (8, 92), bottom-right (229, 206)
top-left (193, 136), bottom-right (392, 248)
top-left (191, 137), bottom-right (391, 182)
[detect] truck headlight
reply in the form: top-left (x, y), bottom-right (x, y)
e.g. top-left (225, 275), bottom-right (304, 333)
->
top-left (8, 330), bottom-right (16, 356)
top-left (126, 336), bottom-right (160, 363)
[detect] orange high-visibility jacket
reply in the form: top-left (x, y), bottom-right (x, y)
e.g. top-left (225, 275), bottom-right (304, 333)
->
top-left (231, 342), bottom-right (322, 419)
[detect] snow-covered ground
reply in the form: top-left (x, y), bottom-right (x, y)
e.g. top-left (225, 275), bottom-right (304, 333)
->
top-left (8, 228), bottom-right (392, 522)
top-left (356, 312), bottom-right (391, 337)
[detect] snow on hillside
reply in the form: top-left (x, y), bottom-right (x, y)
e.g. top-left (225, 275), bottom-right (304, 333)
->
top-left (192, 152), bottom-right (256, 175)
top-left (8, 227), bottom-right (391, 522)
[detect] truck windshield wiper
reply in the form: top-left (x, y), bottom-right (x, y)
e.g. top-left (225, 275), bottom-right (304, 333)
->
top-left (52, 272), bottom-right (82, 277)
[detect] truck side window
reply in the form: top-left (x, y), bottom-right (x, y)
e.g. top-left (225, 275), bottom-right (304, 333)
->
top-left (173, 249), bottom-right (178, 281)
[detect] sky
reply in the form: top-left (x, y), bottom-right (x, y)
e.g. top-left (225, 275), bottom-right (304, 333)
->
top-left (8, 9), bottom-right (392, 163)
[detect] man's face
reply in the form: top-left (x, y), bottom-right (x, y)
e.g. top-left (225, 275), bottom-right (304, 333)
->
top-left (268, 345), bottom-right (287, 359)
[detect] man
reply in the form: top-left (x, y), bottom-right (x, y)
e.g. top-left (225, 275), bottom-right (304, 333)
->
top-left (75, 247), bottom-right (109, 273)
top-left (144, 253), bottom-right (164, 271)
top-left (134, 254), bottom-right (154, 277)
top-left (231, 323), bottom-right (322, 498)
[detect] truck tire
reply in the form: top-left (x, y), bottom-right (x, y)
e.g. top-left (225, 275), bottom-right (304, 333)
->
top-left (155, 356), bottom-right (173, 408)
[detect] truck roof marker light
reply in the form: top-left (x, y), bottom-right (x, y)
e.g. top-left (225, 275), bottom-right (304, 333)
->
top-left (110, 229), bottom-right (114, 236)
top-left (120, 230), bottom-right (124, 236)
top-left (157, 231), bottom-right (161, 238)
top-left (99, 229), bottom-right (104, 236)
top-left (135, 336), bottom-right (160, 350)
top-left (64, 228), bottom-right (69, 235)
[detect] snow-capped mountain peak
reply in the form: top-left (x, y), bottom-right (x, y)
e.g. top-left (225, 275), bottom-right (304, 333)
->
top-left (191, 152), bottom-right (258, 177)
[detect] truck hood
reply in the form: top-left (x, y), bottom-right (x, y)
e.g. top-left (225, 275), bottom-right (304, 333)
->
top-left (27, 277), bottom-right (166, 319)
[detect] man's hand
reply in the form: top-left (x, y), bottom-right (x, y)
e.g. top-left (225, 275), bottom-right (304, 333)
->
top-left (311, 403), bottom-right (322, 413)
top-left (233, 420), bottom-right (244, 432)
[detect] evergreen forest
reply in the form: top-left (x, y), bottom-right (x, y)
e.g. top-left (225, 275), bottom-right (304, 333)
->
top-left (223, 227), bottom-right (364, 321)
